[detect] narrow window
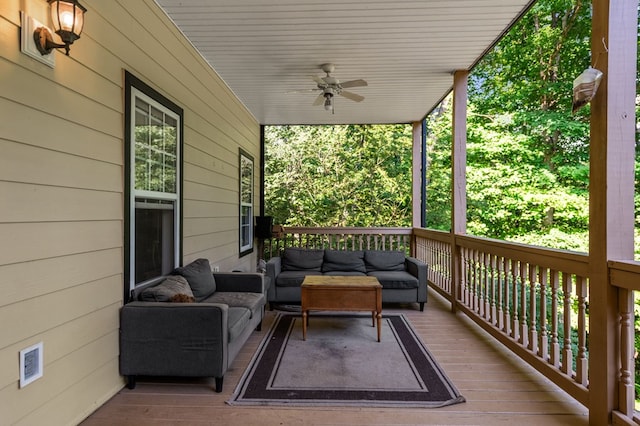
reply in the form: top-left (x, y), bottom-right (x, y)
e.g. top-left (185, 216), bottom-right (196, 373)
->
top-left (239, 149), bottom-right (254, 256)
top-left (125, 72), bottom-right (183, 296)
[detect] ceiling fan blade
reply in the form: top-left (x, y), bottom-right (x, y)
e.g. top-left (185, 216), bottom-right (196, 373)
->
top-left (340, 90), bottom-right (365, 102)
top-left (286, 88), bottom-right (320, 94)
top-left (340, 79), bottom-right (368, 89)
top-left (312, 93), bottom-right (325, 106)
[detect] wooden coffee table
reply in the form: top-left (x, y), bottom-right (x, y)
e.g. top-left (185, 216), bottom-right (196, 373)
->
top-left (301, 275), bottom-right (382, 342)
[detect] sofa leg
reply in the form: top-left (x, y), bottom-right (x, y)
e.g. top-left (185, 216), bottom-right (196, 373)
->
top-left (256, 320), bottom-right (262, 332)
top-left (419, 302), bottom-right (425, 312)
top-left (126, 375), bottom-right (136, 390)
top-left (215, 376), bottom-right (223, 393)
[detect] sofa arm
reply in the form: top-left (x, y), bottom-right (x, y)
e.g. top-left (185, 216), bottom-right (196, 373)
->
top-left (119, 302), bottom-right (229, 378)
top-left (406, 257), bottom-right (428, 300)
top-left (266, 256), bottom-right (281, 280)
top-left (265, 257), bottom-right (281, 300)
top-left (213, 272), bottom-right (264, 293)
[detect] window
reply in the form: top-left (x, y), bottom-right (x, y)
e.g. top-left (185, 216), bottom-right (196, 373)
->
top-left (239, 149), bottom-right (254, 256)
top-left (125, 72), bottom-right (183, 295)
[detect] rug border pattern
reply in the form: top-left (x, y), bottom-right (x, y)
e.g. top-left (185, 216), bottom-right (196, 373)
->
top-left (228, 313), bottom-right (465, 408)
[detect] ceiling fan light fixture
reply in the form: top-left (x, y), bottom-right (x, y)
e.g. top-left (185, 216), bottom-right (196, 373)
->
top-left (323, 92), bottom-right (333, 111)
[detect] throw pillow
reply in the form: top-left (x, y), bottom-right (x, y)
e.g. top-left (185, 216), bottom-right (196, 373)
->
top-left (168, 293), bottom-right (195, 303)
top-left (322, 250), bottom-right (366, 273)
top-left (173, 258), bottom-right (217, 301)
top-left (364, 250), bottom-right (406, 272)
top-left (282, 248), bottom-right (325, 271)
top-left (139, 275), bottom-right (193, 302)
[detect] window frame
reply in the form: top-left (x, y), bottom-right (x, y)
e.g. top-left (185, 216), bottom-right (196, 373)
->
top-left (239, 148), bottom-right (254, 257)
top-left (124, 71), bottom-right (184, 300)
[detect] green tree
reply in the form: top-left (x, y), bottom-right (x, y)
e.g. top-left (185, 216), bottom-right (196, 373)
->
top-left (264, 124), bottom-right (413, 227)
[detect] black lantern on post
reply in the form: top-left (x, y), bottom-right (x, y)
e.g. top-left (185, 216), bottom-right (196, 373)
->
top-left (34, 0), bottom-right (86, 56)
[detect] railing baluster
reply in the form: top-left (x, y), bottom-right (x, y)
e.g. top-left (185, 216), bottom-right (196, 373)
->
top-left (497, 255), bottom-right (505, 330)
top-left (538, 267), bottom-right (548, 361)
top-left (483, 252), bottom-right (489, 317)
top-left (472, 249), bottom-right (480, 312)
top-left (575, 276), bottom-right (587, 386)
top-left (550, 269), bottom-right (560, 368)
top-left (490, 254), bottom-right (497, 325)
top-left (510, 259), bottom-right (519, 341)
top-left (463, 247), bottom-right (471, 305)
top-left (618, 288), bottom-right (635, 416)
top-left (519, 262), bottom-right (528, 347)
top-left (561, 272), bottom-right (573, 377)
top-left (503, 257), bottom-right (511, 336)
top-left (528, 264), bottom-right (537, 354)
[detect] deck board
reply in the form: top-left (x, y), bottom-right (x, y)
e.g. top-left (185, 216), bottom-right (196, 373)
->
top-left (81, 288), bottom-right (589, 425)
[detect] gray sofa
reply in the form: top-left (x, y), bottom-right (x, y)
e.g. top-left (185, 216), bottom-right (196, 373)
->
top-left (266, 248), bottom-right (428, 311)
top-left (119, 259), bottom-right (266, 392)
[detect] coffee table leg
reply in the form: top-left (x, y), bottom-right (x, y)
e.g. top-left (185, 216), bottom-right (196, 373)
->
top-left (302, 310), bottom-right (307, 341)
top-left (371, 311), bottom-right (375, 327)
top-left (376, 312), bottom-right (382, 342)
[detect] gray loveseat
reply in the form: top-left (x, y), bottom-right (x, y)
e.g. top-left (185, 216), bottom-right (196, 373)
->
top-left (266, 248), bottom-right (428, 311)
top-left (119, 258), bottom-right (266, 392)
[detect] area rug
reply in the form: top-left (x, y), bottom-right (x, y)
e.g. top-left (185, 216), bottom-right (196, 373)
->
top-left (228, 313), bottom-right (465, 408)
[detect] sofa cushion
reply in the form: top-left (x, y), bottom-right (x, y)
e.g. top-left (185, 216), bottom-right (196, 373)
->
top-left (367, 271), bottom-right (419, 289)
top-left (139, 275), bottom-right (193, 302)
top-left (322, 250), bottom-right (366, 273)
top-left (323, 270), bottom-right (367, 277)
top-left (276, 270), bottom-right (322, 287)
top-left (365, 250), bottom-right (406, 272)
top-left (282, 248), bottom-right (325, 272)
top-left (203, 292), bottom-right (264, 318)
top-left (227, 307), bottom-right (251, 343)
top-left (173, 258), bottom-right (216, 301)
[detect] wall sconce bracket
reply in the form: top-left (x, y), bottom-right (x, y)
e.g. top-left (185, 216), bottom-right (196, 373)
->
top-left (20, 12), bottom-right (55, 68)
top-left (33, 27), bottom-right (66, 56)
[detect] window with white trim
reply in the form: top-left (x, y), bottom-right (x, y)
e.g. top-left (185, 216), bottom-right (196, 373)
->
top-left (125, 72), bottom-right (183, 294)
top-left (239, 149), bottom-right (254, 256)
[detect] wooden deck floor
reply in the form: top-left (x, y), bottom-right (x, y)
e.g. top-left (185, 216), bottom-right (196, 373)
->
top-left (82, 289), bottom-right (589, 425)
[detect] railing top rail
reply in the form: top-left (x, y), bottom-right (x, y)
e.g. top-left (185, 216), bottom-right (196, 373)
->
top-left (456, 234), bottom-right (588, 275)
top-left (609, 260), bottom-right (640, 291)
top-left (413, 228), bottom-right (589, 276)
top-left (412, 228), bottom-right (450, 243)
top-left (282, 226), bottom-right (413, 235)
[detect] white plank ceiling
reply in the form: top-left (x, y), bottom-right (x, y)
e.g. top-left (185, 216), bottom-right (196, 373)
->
top-left (155, 0), bottom-right (535, 125)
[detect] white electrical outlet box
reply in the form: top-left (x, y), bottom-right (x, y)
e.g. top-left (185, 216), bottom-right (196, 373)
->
top-left (20, 342), bottom-right (43, 388)
top-left (212, 266), bottom-right (220, 272)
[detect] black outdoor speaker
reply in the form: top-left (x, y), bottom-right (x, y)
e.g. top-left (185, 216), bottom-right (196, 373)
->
top-left (255, 216), bottom-right (273, 239)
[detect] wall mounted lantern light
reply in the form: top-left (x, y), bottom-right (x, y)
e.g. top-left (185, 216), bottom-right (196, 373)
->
top-left (33, 0), bottom-right (86, 56)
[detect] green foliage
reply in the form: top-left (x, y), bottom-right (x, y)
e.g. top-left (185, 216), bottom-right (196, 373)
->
top-left (423, 0), bottom-right (592, 250)
top-left (264, 124), bottom-right (413, 227)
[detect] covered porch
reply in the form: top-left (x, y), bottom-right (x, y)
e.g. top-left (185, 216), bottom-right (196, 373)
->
top-left (84, 285), bottom-right (588, 425)
top-left (1, 0), bottom-right (637, 425)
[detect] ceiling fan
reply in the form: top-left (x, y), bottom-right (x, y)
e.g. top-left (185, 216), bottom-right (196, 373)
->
top-left (290, 63), bottom-right (368, 113)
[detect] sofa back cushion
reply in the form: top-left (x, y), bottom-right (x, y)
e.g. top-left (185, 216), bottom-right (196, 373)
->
top-left (282, 248), bottom-right (324, 272)
top-left (139, 275), bottom-right (194, 302)
top-left (322, 250), bottom-right (366, 273)
top-left (173, 258), bottom-right (217, 301)
top-left (364, 250), bottom-right (406, 272)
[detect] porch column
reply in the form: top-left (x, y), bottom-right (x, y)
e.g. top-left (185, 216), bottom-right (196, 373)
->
top-left (589, 0), bottom-right (637, 424)
top-left (451, 70), bottom-right (468, 311)
top-left (412, 121), bottom-right (423, 229)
